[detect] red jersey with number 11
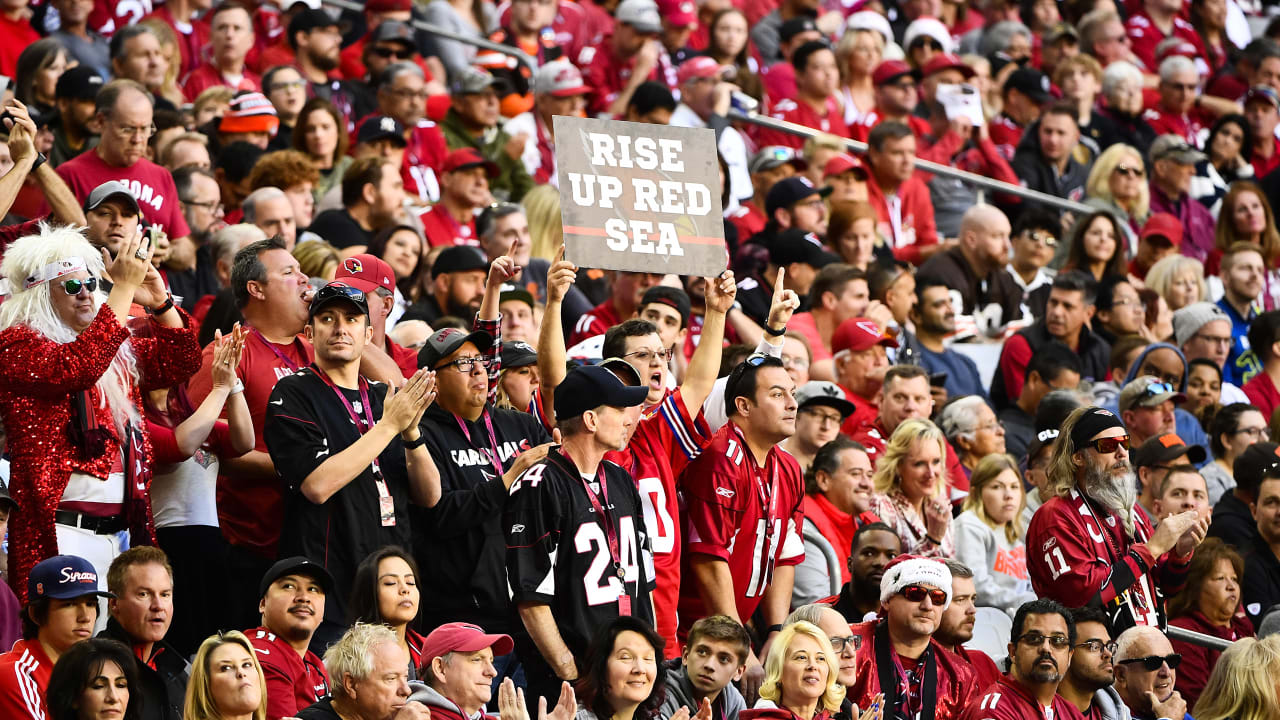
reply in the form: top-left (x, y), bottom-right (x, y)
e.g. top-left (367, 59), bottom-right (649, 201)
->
top-left (677, 422), bottom-right (805, 636)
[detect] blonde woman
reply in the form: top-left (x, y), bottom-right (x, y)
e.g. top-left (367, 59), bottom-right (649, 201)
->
top-left (740, 622), bottom-right (866, 720)
top-left (1083, 144), bottom-right (1150, 257)
top-left (1144, 254), bottom-right (1207, 311)
top-left (869, 419), bottom-right (955, 558)
top-left (138, 18), bottom-right (185, 109)
top-left (1192, 635), bottom-right (1280, 720)
top-left (836, 28), bottom-right (884, 127)
top-left (184, 631), bottom-right (267, 720)
top-left (292, 240), bottom-right (340, 281)
top-left (954, 454), bottom-right (1036, 616)
top-left (522, 184), bottom-right (563, 262)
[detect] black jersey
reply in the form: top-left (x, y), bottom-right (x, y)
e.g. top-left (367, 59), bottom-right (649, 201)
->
top-left (505, 447), bottom-right (656, 660)
top-left (264, 367), bottom-right (413, 627)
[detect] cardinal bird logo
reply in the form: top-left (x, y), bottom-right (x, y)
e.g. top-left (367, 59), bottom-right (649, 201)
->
top-left (344, 257), bottom-right (364, 274)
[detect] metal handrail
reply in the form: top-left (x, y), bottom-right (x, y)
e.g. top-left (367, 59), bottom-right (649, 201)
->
top-left (728, 109), bottom-right (1095, 215)
top-left (321, 0), bottom-right (539, 72)
top-left (1167, 624), bottom-right (1232, 652)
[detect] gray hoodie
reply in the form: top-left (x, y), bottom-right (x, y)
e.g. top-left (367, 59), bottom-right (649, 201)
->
top-left (658, 661), bottom-right (746, 720)
top-left (1092, 686), bottom-right (1133, 720)
top-left (408, 682), bottom-right (491, 720)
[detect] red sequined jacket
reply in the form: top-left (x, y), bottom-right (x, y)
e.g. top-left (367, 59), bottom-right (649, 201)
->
top-left (0, 307), bottom-right (200, 600)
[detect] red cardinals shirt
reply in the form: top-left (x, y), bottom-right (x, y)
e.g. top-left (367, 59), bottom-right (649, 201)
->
top-left (181, 63), bottom-right (262, 102)
top-left (727, 203), bottom-right (766, 243)
top-left (678, 421), bottom-right (805, 635)
top-left (419, 204), bottom-right (479, 248)
top-left (55, 151), bottom-right (192, 240)
top-left (959, 675), bottom-right (1085, 720)
top-left (0, 639), bottom-right (52, 720)
top-left (988, 114), bottom-right (1024, 161)
top-left (755, 97), bottom-right (850, 150)
top-left (1142, 105), bottom-right (1213, 148)
top-left (248, 626), bottom-right (330, 720)
top-left (404, 121), bottom-right (448, 204)
top-left (578, 36), bottom-right (660, 116)
top-left (1125, 11), bottom-right (1209, 73)
top-left (567, 299), bottom-right (623, 347)
top-left (605, 389), bottom-right (711, 656)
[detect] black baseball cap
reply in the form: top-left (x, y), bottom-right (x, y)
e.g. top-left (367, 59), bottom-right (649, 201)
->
top-left (289, 8), bottom-right (340, 39)
top-left (769, 228), bottom-right (839, 268)
top-left (780, 16), bottom-right (819, 43)
top-left (499, 283), bottom-right (535, 309)
top-left (371, 20), bottom-right (416, 46)
top-left (432, 246), bottom-right (489, 279)
top-left (1131, 433), bottom-right (1208, 469)
top-left (554, 364), bottom-right (649, 420)
top-left (641, 286), bottom-right (691, 327)
top-left (56, 65), bottom-right (104, 100)
top-left (309, 281), bottom-right (370, 319)
top-left (356, 115), bottom-right (409, 147)
top-left (501, 340), bottom-right (538, 368)
top-left (765, 176), bottom-right (832, 216)
top-left (259, 556), bottom-right (335, 598)
top-left (417, 326), bottom-right (494, 369)
top-left (1235, 442), bottom-right (1280, 489)
top-left (1004, 67), bottom-right (1053, 104)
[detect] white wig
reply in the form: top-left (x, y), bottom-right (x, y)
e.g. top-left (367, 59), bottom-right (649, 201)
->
top-left (0, 223), bottom-right (140, 435)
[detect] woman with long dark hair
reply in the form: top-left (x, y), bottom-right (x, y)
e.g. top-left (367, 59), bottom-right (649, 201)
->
top-left (1062, 210), bottom-right (1128, 282)
top-left (1193, 114), bottom-right (1253, 215)
top-left (704, 9), bottom-right (763, 102)
top-left (576, 617), bottom-right (670, 720)
top-left (46, 638), bottom-right (141, 720)
top-left (347, 546), bottom-right (426, 678)
top-left (293, 98), bottom-right (352, 204)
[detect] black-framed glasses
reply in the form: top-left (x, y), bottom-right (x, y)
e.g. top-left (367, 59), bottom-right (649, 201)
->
top-left (61, 277), bottom-right (98, 296)
top-left (1017, 632), bottom-right (1072, 649)
top-left (1117, 653), bottom-right (1181, 671)
top-left (829, 635), bottom-right (856, 653)
top-left (1075, 640), bottom-right (1118, 655)
top-left (183, 198), bottom-right (225, 215)
top-left (898, 584), bottom-right (947, 605)
top-left (1087, 434), bottom-right (1130, 454)
top-left (623, 348), bottom-right (673, 365)
top-left (438, 355), bottom-right (487, 374)
top-left (1233, 426), bottom-right (1272, 441)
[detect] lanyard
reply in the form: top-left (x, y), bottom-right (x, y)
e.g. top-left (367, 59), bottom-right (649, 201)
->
top-left (455, 410), bottom-right (505, 480)
top-left (251, 327), bottom-right (302, 371)
top-left (874, 620), bottom-right (937, 720)
top-left (577, 461), bottom-right (631, 616)
top-left (312, 365), bottom-right (396, 526)
top-left (732, 424), bottom-right (779, 584)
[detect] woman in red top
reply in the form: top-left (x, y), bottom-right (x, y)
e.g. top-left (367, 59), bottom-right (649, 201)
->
top-left (348, 546), bottom-right (427, 680)
top-left (1167, 537), bottom-right (1254, 709)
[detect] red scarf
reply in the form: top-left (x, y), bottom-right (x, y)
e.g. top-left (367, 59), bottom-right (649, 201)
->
top-left (802, 493), bottom-right (855, 584)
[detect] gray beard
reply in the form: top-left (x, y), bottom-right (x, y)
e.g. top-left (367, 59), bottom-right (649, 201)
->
top-left (1083, 460), bottom-right (1139, 536)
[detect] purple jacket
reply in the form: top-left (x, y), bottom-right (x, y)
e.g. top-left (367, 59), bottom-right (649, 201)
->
top-left (1150, 183), bottom-right (1216, 262)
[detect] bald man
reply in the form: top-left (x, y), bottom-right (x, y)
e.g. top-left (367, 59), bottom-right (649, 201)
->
top-left (918, 204), bottom-right (1027, 338)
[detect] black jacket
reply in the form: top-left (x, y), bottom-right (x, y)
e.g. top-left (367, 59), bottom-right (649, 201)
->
top-left (414, 402), bottom-right (551, 633)
top-left (1007, 119), bottom-right (1092, 222)
top-left (1244, 535), bottom-right (1280, 630)
top-left (917, 246), bottom-right (1026, 333)
top-left (1209, 492), bottom-right (1258, 554)
top-left (99, 618), bottom-right (189, 720)
top-left (989, 320), bottom-right (1110, 411)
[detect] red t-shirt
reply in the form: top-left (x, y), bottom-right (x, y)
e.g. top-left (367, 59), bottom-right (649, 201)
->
top-left (1253, 137), bottom-right (1280, 179)
top-left (787, 312), bottom-right (831, 362)
top-left (403, 121), bottom-right (448, 204)
top-left (387, 337), bottom-right (419, 380)
top-left (755, 97), bottom-right (850, 150)
top-left (605, 388), bottom-right (711, 656)
top-left (0, 639), bottom-right (52, 720)
top-left (578, 36), bottom-right (660, 116)
top-left (0, 14), bottom-right (39, 78)
top-left (677, 421), bottom-right (805, 635)
top-left (567, 299), bottom-right (623, 347)
top-left (727, 203), bottom-right (766, 243)
top-left (1141, 105), bottom-right (1212, 148)
top-left (419, 203), bottom-right (479, 248)
top-left (247, 626), bottom-right (330, 720)
top-left (182, 62), bottom-right (262, 103)
top-left (1244, 372), bottom-right (1280, 428)
top-left (1125, 11), bottom-right (1209, 73)
top-left (186, 330), bottom-right (313, 556)
top-left (55, 151), bottom-right (192, 240)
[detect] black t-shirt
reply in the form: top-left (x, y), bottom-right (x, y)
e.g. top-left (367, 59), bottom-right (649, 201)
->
top-left (505, 448), bottom-right (656, 661)
top-left (264, 367), bottom-right (413, 626)
top-left (309, 208), bottom-right (374, 249)
top-left (414, 403), bottom-right (550, 632)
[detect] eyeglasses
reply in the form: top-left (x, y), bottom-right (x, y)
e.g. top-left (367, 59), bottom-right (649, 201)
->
top-left (1075, 640), bottom-right (1118, 655)
top-left (1117, 653), bottom-right (1182, 671)
top-left (1234, 426), bottom-right (1272, 440)
top-left (797, 197), bottom-right (826, 209)
top-left (801, 407), bottom-right (844, 425)
top-left (1114, 165), bottom-right (1145, 178)
top-left (829, 635), bottom-right (857, 653)
top-left (269, 80), bottom-right (307, 92)
top-left (781, 355), bottom-right (810, 370)
top-left (1025, 231), bottom-right (1058, 247)
top-left (183, 198), bottom-right (225, 215)
top-left (438, 355), bottom-right (487, 374)
top-left (60, 277), bottom-right (98, 295)
top-left (898, 584), bottom-right (947, 605)
top-left (622, 348), bottom-right (672, 365)
top-left (1087, 434), bottom-right (1131, 454)
top-left (112, 122), bottom-right (156, 138)
top-left (1192, 332), bottom-right (1232, 347)
top-left (1017, 632), bottom-right (1072, 649)
top-left (371, 46), bottom-right (414, 59)
top-left (975, 420), bottom-right (1002, 433)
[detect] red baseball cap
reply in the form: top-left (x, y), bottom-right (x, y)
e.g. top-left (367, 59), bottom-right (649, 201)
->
top-left (832, 318), bottom-right (899, 354)
top-left (423, 622), bottom-right (515, 668)
top-left (656, 0), bottom-right (697, 26)
top-left (336, 253), bottom-right (396, 293)
top-left (678, 56), bottom-right (731, 85)
top-left (823, 153), bottom-right (866, 179)
top-left (872, 60), bottom-right (917, 86)
top-left (443, 148), bottom-right (499, 178)
top-left (366, 0), bottom-right (412, 11)
top-left (1140, 212), bottom-right (1183, 247)
top-left (920, 53), bottom-right (975, 80)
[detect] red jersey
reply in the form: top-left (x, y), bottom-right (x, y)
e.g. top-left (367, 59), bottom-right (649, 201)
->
top-left (567, 299), bottom-right (623, 347)
top-left (677, 422), bottom-right (806, 635)
top-left (404, 121), bottom-right (448, 204)
top-left (89, 0), bottom-right (153, 35)
top-left (848, 110), bottom-right (933, 148)
top-left (761, 63), bottom-right (796, 106)
top-left (953, 645), bottom-right (1003, 692)
top-left (578, 37), bottom-right (660, 116)
top-left (727, 203), bottom-right (766, 243)
top-left (1125, 11), bottom-right (1209, 73)
top-left (0, 639), bottom-right (52, 720)
top-left (1253, 138), bottom-right (1280, 179)
top-left (988, 114), bottom-right (1024, 161)
top-left (248, 626), bottom-right (330, 720)
top-left (755, 97), bottom-right (850, 150)
top-left (959, 675), bottom-right (1085, 720)
top-left (55, 151), bottom-right (192, 240)
top-left (1027, 488), bottom-right (1193, 630)
top-left (182, 63), bottom-right (262, 103)
top-left (844, 620), bottom-right (977, 720)
top-left (419, 204), bottom-right (479, 248)
top-left (387, 337), bottom-right (420, 380)
top-left (1141, 105), bottom-right (1212, 148)
top-left (864, 173), bottom-right (939, 265)
top-left (187, 329), bottom-right (313, 557)
top-left (1243, 371), bottom-right (1280, 428)
top-left (0, 14), bottom-right (39, 78)
top-left (143, 5), bottom-right (211, 77)
top-left (605, 389), bottom-right (711, 656)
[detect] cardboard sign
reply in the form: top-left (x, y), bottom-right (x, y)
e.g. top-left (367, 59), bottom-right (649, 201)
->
top-left (554, 115), bottom-right (727, 277)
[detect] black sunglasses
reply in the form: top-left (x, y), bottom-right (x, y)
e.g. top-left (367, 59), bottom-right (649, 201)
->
top-left (371, 46), bottom-right (413, 59)
top-left (1117, 653), bottom-right (1182, 671)
top-left (911, 38), bottom-right (944, 51)
top-left (313, 283), bottom-right (367, 306)
top-left (61, 277), bottom-right (98, 296)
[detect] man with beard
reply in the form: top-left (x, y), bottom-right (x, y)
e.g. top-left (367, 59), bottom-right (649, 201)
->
top-left (168, 167), bottom-right (226, 311)
top-left (309, 158), bottom-right (405, 253)
top-left (819, 522), bottom-right (902, 622)
top-left (844, 555), bottom-right (976, 720)
top-left (404, 246), bottom-right (488, 327)
top-left (935, 560), bottom-right (1001, 690)
top-left (912, 277), bottom-right (989, 402)
top-left (917, 204), bottom-right (1025, 339)
top-left (420, 149), bottom-right (496, 249)
top-left (248, 557), bottom-right (333, 719)
top-left (81, 181), bottom-right (141, 256)
top-left (1111, 626), bottom-right (1187, 720)
top-left (960, 599), bottom-right (1084, 720)
top-left (370, 63), bottom-right (449, 207)
top-left (50, 66), bottom-right (102, 168)
top-left (1217, 243), bottom-right (1265, 387)
top-left (289, 9), bottom-right (373, 132)
top-left (1027, 406), bottom-right (1209, 633)
top-left (1059, 607), bottom-right (1126, 720)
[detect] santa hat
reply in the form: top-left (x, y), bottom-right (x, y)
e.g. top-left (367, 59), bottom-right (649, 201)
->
top-left (879, 555), bottom-right (953, 609)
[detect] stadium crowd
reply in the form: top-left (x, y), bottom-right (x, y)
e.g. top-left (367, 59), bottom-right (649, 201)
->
top-left (1, 0), bottom-right (1280, 719)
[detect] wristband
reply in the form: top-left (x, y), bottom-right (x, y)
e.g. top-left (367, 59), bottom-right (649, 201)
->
top-left (30, 152), bottom-right (46, 172)
top-left (766, 624), bottom-right (783, 634)
top-left (403, 434), bottom-right (427, 450)
top-left (763, 323), bottom-right (786, 337)
top-left (149, 295), bottom-right (175, 316)
top-left (925, 535), bottom-right (943, 546)
top-left (228, 380), bottom-right (244, 395)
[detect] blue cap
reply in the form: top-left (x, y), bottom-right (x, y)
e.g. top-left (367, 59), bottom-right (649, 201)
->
top-left (28, 555), bottom-right (114, 601)
top-left (554, 364), bottom-right (649, 420)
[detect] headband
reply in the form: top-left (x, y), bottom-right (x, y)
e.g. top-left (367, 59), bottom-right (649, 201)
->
top-left (1069, 406), bottom-right (1126, 451)
top-left (23, 256), bottom-right (87, 290)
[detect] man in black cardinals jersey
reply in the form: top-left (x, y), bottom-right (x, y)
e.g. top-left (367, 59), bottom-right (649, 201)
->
top-left (264, 281), bottom-right (441, 648)
top-left (506, 364), bottom-right (655, 707)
